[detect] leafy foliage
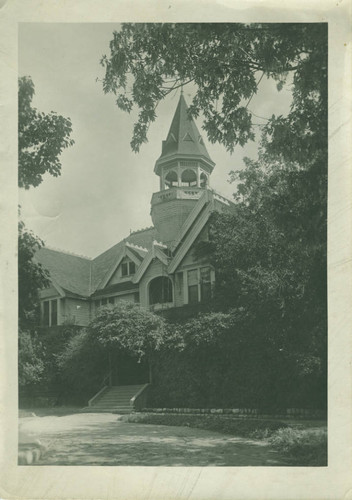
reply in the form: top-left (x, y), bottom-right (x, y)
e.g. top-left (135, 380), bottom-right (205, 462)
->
top-left (101, 23), bottom-right (326, 153)
top-left (18, 76), bottom-right (74, 189)
top-left (56, 302), bottom-right (168, 399)
top-left (18, 214), bottom-right (49, 326)
top-left (18, 328), bottom-right (45, 387)
top-left (269, 427), bottom-right (327, 466)
top-left (127, 413), bottom-right (289, 439)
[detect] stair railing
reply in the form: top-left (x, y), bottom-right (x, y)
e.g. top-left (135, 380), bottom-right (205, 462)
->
top-left (88, 372), bottom-right (111, 407)
top-left (130, 384), bottom-right (150, 412)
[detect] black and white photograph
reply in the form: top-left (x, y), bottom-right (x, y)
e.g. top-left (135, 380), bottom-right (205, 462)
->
top-left (0, 1), bottom-right (351, 499)
top-left (17, 21), bottom-right (328, 467)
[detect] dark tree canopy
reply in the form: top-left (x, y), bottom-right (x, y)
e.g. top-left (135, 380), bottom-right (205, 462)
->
top-left (18, 215), bottom-right (49, 326)
top-left (18, 76), bottom-right (74, 189)
top-left (101, 23), bottom-right (327, 154)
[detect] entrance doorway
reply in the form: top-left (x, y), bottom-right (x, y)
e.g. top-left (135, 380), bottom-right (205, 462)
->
top-left (110, 351), bottom-right (149, 386)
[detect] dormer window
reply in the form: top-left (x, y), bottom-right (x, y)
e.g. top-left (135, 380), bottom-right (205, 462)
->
top-left (121, 260), bottom-right (136, 277)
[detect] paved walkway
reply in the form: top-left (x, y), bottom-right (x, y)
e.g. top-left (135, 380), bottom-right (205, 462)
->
top-left (19, 413), bottom-right (290, 466)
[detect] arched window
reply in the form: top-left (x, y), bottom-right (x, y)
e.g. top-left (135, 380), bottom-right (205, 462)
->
top-left (149, 276), bottom-right (173, 305)
top-left (165, 170), bottom-right (178, 189)
top-left (181, 169), bottom-right (197, 187)
top-left (200, 172), bottom-right (208, 188)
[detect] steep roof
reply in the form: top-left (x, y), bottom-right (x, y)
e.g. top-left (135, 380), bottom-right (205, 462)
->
top-left (154, 94), bottom-right (214, 174)
top-left (90, 226), bottom-right (162, 291)
top-left (35, 226), bottom-right (165, 298)
top-left (34, 248), bottom-right (92, 297)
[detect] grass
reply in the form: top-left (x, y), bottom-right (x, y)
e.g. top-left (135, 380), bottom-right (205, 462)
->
top-left (269, 427), bottom-right (327, 466)
top-left (126, 412), bottom-right (289, 438)
top-left (126, 412), bottom-right (327, 466)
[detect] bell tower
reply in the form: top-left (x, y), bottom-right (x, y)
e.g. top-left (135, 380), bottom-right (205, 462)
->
top-left (150, 93), bottom-right (215, 246)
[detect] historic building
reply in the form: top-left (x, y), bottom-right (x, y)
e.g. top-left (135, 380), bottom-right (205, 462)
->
top-left (35, 93), bottom-right (234, 328)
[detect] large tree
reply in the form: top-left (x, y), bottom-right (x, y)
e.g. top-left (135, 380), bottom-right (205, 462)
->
top-left (18, 76), bottom-right (74, 189)
top-left (101, 23), bottom-right (326, 154)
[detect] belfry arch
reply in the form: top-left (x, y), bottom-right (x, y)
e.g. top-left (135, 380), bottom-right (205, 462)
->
top-left (181, 169), bottom-right (197, 187)
top-left (165, 170), bottom-right (178, 189)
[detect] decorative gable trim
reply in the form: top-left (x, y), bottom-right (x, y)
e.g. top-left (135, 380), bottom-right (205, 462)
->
top-left (168, 201), bottom-right (213, 274)
top-left (132, 244), bottom-right (169, 284)
top-left (125, 241), bottom-right (148, 255)
top-left (99, 245), bottom-right (143, 290)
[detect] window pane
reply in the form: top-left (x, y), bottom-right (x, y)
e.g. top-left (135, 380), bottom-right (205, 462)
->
top-left (102, 298), bottom-right (108, 305)
top-left (187, 269), bottom-right (198, 286)
top-left (121, 262), bottom-right (128, 276)
top-left (149, 277), bottom-right (173, 305)
top-left (51, 300), bottom-right (57, 326)
top-left (108, 297), bottom-right (115, 304)
top-left (43, 301), bottom-right (49, 326)
top-left (129, 261), bottom-right (136, 275)
top-left (188, 285), bottom-right (199, 304)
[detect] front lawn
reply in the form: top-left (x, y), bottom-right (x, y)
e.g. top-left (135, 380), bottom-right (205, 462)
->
top-left (126, 413), bottom-right (327, 466)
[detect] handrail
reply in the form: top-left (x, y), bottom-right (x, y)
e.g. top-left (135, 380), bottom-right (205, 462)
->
top-left (130, 383), bottom-right (150, 408)
top-left (88, 372), bottom-right (111, 407)
top-left (88, 385), bottom-right (109, 407)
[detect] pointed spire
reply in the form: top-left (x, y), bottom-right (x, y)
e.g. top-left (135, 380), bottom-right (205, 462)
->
top-left (154, 93), bottom-right (215, 175)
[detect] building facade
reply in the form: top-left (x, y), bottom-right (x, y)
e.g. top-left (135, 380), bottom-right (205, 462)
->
top-left (35, 94), bottom-right (234, 327)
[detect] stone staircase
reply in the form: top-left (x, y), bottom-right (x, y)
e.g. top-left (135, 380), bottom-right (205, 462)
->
top-left (81, 385), bottom-right (146, 414)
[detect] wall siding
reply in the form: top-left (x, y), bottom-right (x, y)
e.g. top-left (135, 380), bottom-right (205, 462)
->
top-left (62, 298), bottom-right (90, 326)
top-left (174, 272), bottom-right (184, 307)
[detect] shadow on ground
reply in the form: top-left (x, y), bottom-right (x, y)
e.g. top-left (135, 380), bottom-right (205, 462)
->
top-left (19, 413), bottom-right (292, 466)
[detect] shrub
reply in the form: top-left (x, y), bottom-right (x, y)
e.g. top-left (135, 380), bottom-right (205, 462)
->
top-left (126, 413), bottom-right (288, 438)
top-left (269, 427), bottom-right (327, 466)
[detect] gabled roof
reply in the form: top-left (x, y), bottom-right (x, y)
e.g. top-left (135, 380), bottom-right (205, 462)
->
top-left (154, 94), bottom-right (215, 175)
top-left (168, 190), bottom-right (236, 274)
top-left (91, 226), bottom-right (162, 291)
top-left (35, 227), bottom-right (165, 298)
top-left (132, 243), bottom-right (170, 284)
top-left (34, 248), bottom-right (92, 297)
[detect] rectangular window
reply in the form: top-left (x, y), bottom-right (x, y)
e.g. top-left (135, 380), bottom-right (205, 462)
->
top-left (121, 262), bottom-right (128, 276)
top-left (101, 298), bottom-right (108, 305)
top-left (187, 269), bottom-right (199, 304)
top-left (43, 301), bottom-right (49, 326)
top-left (129, 261), bottom-right (136, 275)
top-left (200, 267), bottom-right (212, 302)
top-left (51, 299), bottom-right (58, 326)
top-left (108, 297), bottom-right (115, 304)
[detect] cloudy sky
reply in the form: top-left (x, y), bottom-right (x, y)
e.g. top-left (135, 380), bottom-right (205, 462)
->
top-left (19, 23), bottom-right (292, 258)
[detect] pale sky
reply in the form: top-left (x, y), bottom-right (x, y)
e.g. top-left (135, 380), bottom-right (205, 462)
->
top-left (19, 23), bottom-right (292, 258)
